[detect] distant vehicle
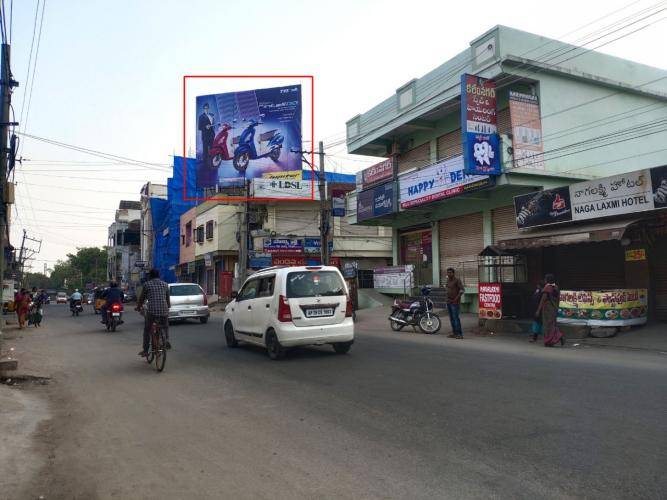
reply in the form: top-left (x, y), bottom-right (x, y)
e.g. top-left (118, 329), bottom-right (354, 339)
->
top-left (168, 283), bottom-right (209, 324)
top-left (222, 265), bottom-right (354, 360)
top-left (123, 289), bottom-right (137, 303)
top-left (56, 292), bottom-right (68, 304)
top-left (86, 293), bottom-right (93, 305)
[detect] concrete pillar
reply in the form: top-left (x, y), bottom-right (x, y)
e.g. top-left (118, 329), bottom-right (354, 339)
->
top-left (392, 227), bottom-right (399, 265)
top-left (429, 138), bottom-right (438, 163)
top-left (431, 220), bottom-right (440, 286)
top-left (483, 209), bottom-right (493, 247)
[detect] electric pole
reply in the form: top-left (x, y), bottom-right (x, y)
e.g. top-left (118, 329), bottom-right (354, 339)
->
top-left (237, 180), bottom-right (249, 289)
top-left (1, 43), bottom-right (16, 298)
top-left (318, 141), bottom-right (329, 266)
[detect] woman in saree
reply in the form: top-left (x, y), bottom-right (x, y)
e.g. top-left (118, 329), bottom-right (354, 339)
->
top-left (15, 288), bottom-right (30, 329)
top-left (536, 274), bottom-right (565, 347)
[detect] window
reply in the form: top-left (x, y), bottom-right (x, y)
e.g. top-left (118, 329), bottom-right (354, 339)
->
top-left (397, 80), bottom-right (416, 110)
top-left (346, 117), bottom-right (360, 139)
top-left (205, 220), bottom-right (214, 240)
top-left (258, 276), bottom-right (275, 298)
top-left (238, 279), bottom-right (260, 301)
top-left (286, 271), bottom-right (345, 298)
top-left (185, 221), bottom-right (192, 246)
top-left (169, 284), bottom-right (203, 296)
top-left (196, 225), bottom-right (204, 243)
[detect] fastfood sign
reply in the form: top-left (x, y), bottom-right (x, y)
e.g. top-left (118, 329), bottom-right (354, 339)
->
top-left (558, 289), bottom-right (647, 326)
top-left (399, 155), bottom-right (492, 209)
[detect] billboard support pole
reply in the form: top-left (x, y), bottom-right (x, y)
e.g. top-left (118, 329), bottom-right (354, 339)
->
top-left (238, 179), bottom-right (249, 287)
top-left (318, 141), bottom-right (329, 266)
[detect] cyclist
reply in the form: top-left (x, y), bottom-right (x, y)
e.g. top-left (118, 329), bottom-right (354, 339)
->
top-left (136, 268), bottom-right (171, 357)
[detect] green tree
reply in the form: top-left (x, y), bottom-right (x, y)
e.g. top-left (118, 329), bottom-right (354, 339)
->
top-left (49, 247), bottom-right (108, 292)
top-left (24, 272), bottom-right (52, 290)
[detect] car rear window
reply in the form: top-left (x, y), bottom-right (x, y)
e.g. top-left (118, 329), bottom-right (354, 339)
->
top-left (286, 271), bottom-right (345, 298)
top-left (169, 285), bottom-right (202, 296)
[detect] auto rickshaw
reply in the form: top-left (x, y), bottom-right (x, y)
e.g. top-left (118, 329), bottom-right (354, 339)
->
top-left (93, 287), bottom-right (107, 314)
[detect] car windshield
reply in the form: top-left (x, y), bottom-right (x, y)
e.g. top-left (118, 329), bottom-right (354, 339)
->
top-left (170, 285), bottom-right (202, 296)
top-left (286, 271), bottom-right (345, 298)
top-left (57, 292), bottom-right (66, 297)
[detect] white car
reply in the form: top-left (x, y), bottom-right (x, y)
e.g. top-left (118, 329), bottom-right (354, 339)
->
top-left (168, 283), bottom-right (210, 323)
top-left (222, 265), bottom-right (354, 359)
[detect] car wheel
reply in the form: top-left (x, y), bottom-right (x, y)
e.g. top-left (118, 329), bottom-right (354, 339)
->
top-left (224, 321), bottom-right (238, 348)
top-left (200, 316), bottom-right (209, 324)
top-left (265, 330), bottom-right (284, 360)
top-left (332, 342), bottom-right (352, 354)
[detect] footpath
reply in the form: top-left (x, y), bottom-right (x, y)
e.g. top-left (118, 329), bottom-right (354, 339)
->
top-left (359, 306), bottom-right (667, 353)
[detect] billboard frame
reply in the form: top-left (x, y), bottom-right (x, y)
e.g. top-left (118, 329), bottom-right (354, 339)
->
top-left (182, 75), bottom-right (315, 202)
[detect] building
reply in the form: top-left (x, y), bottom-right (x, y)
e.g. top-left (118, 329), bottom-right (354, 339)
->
top-left (107, 200), bottom-right (141, 290)
top-left (178, 206), bottom-right (197, 283)
top-left (140, 182), bottom-right (167, 272)
top-left (346, 25), bottom-right (667, 315)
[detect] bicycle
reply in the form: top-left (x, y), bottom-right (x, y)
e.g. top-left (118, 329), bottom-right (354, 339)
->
top-left (139, 309), bottom-right (167, 373)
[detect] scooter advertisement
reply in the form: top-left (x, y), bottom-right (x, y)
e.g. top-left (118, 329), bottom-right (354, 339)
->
top-left (196, 85), bottom-right (302, 188)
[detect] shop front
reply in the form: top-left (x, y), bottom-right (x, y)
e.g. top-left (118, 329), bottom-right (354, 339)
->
top-left (399, 228), bottom-right (432, 286)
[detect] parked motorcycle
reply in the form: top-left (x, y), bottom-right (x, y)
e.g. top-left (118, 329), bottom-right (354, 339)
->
top-left (209, 122), bottom-right (233, 169)
top-left (106, 302), bottom-right (123, 332)
top-left (232, 119), bottom-right (284, 172)
top-left (70, 299), bottom-right (83, 317)
top-left (388, 287), bottom-right (441, 334)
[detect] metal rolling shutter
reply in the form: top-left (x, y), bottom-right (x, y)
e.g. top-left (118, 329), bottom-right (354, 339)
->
top-left (397, 142), bottom-right (430, 173)
top-left (542, 242), bottom-right (625, 290)
top-left (436, 129), bottom-right (462, 160)
top-left (497, 107), bottom-right (511, 136)
top-left (439, 213), bottom-right (484, 287)
top-left (651, 238), bottom-right (667, 321)
top-left (492, 205), bottom-right (521, 243)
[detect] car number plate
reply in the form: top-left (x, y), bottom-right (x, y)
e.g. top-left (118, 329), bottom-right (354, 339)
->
top-left (112, 313), bottom-right (120, 317)
top-left (306, 307), bottom-right (334, 318)
top-left (180, 310), bottom-right (195, 315)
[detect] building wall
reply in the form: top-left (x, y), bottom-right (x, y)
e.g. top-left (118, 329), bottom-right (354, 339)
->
top-left (180, 207), bottom-right (197, 265)
top-left (194, 205), bottom-right (241, 258)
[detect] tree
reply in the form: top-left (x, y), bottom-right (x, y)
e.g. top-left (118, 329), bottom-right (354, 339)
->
top-left (49, 247), bottom-right (108, 292)
top-left (24, 272), bottom-right (52, 290)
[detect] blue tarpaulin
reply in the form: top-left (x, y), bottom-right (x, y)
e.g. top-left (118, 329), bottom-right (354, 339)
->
top-left (151, 156), bottom-right (201, 283)
top-left (301, 169), bottom-right (354, 183)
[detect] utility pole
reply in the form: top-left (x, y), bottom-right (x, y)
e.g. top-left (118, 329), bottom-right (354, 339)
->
top-left (318, 141), bottom-right (329, 266)
top-left (237, 180), bottom-right (249, 289)
top-left (1, 43), bottom-right (16, 299)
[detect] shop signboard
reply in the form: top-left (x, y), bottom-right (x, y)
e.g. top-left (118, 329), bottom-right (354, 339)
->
top-left (251, 178), bottom-right (320, 200)
top-left (461, 74), bottom-right (501, 176)
top-left (399, 155), bottom-right (493, 209)
top-left (303, 237), bottom-right (334, 254)
top-left (272, 255), bottom-right (307, 266)
top-left (558, 289), bottom-right (648, 326)
top-left (514, 165), bottom-right (667, 229)
top-left (204, 253), bottom-right (213, 268)
top-left (263, 238), bottom-right (303, 254)
top-left (357, 159), bottom-right (393, 190)
top-left (570, 170), bottom-right (653, 221)
top-left (342, 261), bottom-right (358, 279)
top-left (196, 84), bottom-right (302, 188)
top-left (332, 189), bottom-right (346, 217)
top-left (249, 252), bottom-right (272, 269)
top-left (357, 182), bottom-right (395, 222)
top-left (262, 170), bottom-right (302, 180)
top-left (478, 283), bottom-right (502, 319)
top-left (625, 248), bottom-right (646, 261)
top-left (373, 265), bottom-right (413, 289)
top-left (509, 91), bottom-right (544, 170)
top-left (514, 186), bottom-right (573, 229)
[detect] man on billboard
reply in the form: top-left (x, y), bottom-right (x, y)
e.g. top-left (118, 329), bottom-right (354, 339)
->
top-left (198, 102), bottom-right (215, 168)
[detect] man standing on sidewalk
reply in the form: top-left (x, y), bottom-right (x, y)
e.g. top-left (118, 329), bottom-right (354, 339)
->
top-left (445, 267), bottom-right (465, 339)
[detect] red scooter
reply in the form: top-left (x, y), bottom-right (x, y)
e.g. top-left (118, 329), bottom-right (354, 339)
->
top-left (208, 123), bottom-right (233, 169)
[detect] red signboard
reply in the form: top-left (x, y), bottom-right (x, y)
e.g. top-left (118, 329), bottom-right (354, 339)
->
top-left (463, 74), bottom-right (497, 134)
top-left (360, 159), bottom-right (393, 189)
top-left (478, 283), bottom-right (502, 319)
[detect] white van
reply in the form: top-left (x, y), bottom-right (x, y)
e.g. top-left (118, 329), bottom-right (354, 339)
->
top-left (222, 265), bottom-right (354, 359)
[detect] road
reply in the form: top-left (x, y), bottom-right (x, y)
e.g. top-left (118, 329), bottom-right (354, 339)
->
top-left (1, 303), bottom-right (666, 499)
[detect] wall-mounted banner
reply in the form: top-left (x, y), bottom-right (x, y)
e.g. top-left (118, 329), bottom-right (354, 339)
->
top-left (251, 178), bottom-right (320, 200)
top-left (332, 189), bottom-right (346, 217)
top-left (399, 155), bottom-right (492, 209)
top-left (356, 159), bottom-right (393, 190)
top-left (514, 165), bottom-right (667, 229)
top-left (509, 91), bottom-right (544, 170)
top-left (625, 248), bottom-right (646, 261)
top-left (263, 238), bottom-right (303, 254)
top-left (461, 74), bottom-right (501, 176)
top-left (357, 182), bottom-right (395, 222)
top-left (373, 265), bottom-right (413, 289)
top-left (196, 85), bottom-right (302, 188)
top-left (303, 238), bottom-right (334, 254)
top-left (558, 289), bottom-right (648, 326)
top-left (514, 186), bottom-right (573, 229)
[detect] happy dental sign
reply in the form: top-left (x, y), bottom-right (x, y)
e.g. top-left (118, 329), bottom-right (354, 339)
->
top-left (399, 155), bottom-right (492, 209)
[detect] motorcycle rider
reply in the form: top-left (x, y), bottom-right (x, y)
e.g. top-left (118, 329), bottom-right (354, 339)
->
top-left (100, 282), bottom-right (124, 324)
top-left (70, 289), bottom-right (83, 311)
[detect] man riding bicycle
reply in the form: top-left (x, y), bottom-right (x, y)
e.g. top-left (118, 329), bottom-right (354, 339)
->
top-left (136, 268), bottom-right (171, 357)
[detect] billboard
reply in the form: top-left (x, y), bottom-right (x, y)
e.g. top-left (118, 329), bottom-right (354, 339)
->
top-left (357, 182), bottom-right (395, 222)
top-left (251, 178), bottom-right (320, 200)
top-left (509, 91), bottom-right (544, 169)
top-left (514, 187), bottom-right (573, 229)
top-left (398, 155), bottom-right (492, 209)
top-left (461, 74), bottom-right (501, 176)
top-left (196, 85), bottom-right (302, 188)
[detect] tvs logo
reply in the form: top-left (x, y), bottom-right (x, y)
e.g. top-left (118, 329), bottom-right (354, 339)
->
top-left (552, 194), bottom-right (566, 210)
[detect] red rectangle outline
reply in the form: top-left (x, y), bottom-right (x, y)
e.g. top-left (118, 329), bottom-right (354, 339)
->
top-left (182, 75), bottom-right (315, 202)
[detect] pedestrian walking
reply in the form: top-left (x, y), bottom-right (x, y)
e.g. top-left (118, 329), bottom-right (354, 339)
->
top-left (536, 274), bottom-right (565, 347)
top-left (15, 288), bottom-right (30, 329)
top-left (529, 280), bottom-right (545, 342)
top-left (445, 267), bottom-right (465, 339)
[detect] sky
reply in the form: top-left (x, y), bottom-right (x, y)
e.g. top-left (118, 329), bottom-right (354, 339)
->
top-left (6, 0), bottom-right (667, 271)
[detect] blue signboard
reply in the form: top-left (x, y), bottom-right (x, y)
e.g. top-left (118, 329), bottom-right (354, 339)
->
top-left (249, 253), bottom-right (272, 269)
top-left (464, 132), bottom-right (501, 175)
top-left (357, 182), bottom-right (395, 222)
top-left (304, 237), bottom-right (334, 254)
top-left (263, 238), bottom-right (303, 254)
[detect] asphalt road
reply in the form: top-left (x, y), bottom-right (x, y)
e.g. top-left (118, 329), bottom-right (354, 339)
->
top-left (2, 303), bottom-right (666, 499)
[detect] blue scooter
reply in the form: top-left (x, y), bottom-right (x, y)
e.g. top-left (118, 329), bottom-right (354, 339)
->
top-left (232, 119), bottom-right (284, 172)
